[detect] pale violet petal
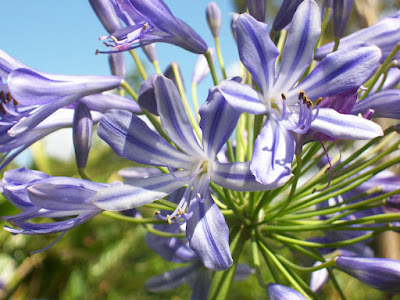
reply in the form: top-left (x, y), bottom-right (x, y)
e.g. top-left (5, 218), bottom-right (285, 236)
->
top-left (288, 43), bottom-right (382, 100)
top-left (218, 79), bottom-right (266, 115)
top-left (273, 0), bottom-right (321, 94)
top-left (310, 108), bottom-right (383, 139)
top-left (233, 13), bottom-right (279, 94)
top-left (98, 109), bottom-right (193, 168)
top-left (187, 191), bottom-right (233, 271)
top-left (92, 171), bottom-right (190, 211)
top-left (250, 119), bottom-right (294, 186)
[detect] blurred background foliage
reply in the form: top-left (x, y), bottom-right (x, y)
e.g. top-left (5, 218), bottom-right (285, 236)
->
top-left (0, 0), bottom-right (400, 299)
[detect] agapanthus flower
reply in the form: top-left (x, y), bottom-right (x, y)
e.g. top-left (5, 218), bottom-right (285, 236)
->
top-left (97, 0), bottom-right (207, 54)
top-left (145, 190), bottom-right (253, 299)
top-left (206, 2), bottom-right (221, 38)
top-left (266, 283), bottom-right (306, 300)
top-left (92, 75), bottom-right (274, 271)
top-left (316, 10), bottom-right (400, 62)
top-left (218, 0), bottom-right (382, 185)
top-left (1, 168), bottom-right (105, 238)
top-left (335, 257), bottom-right (400, 293)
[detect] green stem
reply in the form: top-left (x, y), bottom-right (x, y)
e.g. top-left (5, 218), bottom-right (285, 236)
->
top-left (145, 224), bottom-right (186, 238)
top-left (102, 211), bottom-right (165, 224)
top-left (191, 82), bottom-right (200, 121)
top-left (171, 62), bottom-right (202, 138)
top-left (251, 231), bottom-right (267, 288)
top-left (129, 49), bottom-right (147, 80)
top-left (205, 49), bottom-right (219, 86)
top-left (152, 60), bottom-right (161, 75)
top-left (215, 37), bottom-right (227, 79)
top-left (121, 80), bottom-right (138, 101)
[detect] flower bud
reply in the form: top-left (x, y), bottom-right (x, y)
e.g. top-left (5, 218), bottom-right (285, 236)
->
top-left (266, 283), bottom-right (306, 300)
top-left (333, 0), bottom-right (354, 38)
top-left (143, 44), bottom-right (158, 63)
top-left (273, 0), bottom-right (304, 31)
top-left (246, 0), bottom-right (266, 22)
top-left (89, 0), bottom-right (121, 34)
top-left (73, 103), bottom-right (93, 169)
top-left (336, 257), bottom-right (400, 293)
top-left (206, 2), bottom-right (221, 38)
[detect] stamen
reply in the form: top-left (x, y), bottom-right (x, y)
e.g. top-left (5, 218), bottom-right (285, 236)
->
top-left (154, 211), bottom-right (160, 215)
top-left (7, 93), bottom-right (12, 103)
top-left (0, 91), bottom-right (5, 102)
top-left (29, 231), bottom-right (67, 255)
top-left (110, 36), bottom-right (118, 43)
top-left (143, 22), bottom-right (149, 30)
top-left (316, 97), bottom-right (323, 106)
top-left (167, 214), bottom-right (172, 224)
top-left (298, 91), bottom-right (305, 100)
top-left (13, 99), bottom-right (18, 106)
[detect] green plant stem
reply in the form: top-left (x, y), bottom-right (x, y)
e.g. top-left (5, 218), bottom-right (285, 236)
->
top-left (215, 37), bottom-right (227, 79)
top-left (171, 62), bottom-right (202, 138)
top-left (102, 211), bottom-right (165, 224)
top-left (129, 49), bottom-right (147, 80)
top-left (121, 80), bottom-right (138, 101)
top-left (191, 82), bottom-right (200, 121)
top-left (145, 224), bottom-right (186, 238)
top-left (205, 49), bottom-right (219, 86)
top-left (251, 231), bottom-right (267, 288)
top-left (152, 60), bottom-right (161, 74)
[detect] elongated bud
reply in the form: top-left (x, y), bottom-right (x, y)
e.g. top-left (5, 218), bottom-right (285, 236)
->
top-left (143, 44), bottom-right (157, 63)
top-left (108, 53), bottom-right (126, 80)
top-left (89, 0), bottom-right (121, 34)
top-left (333, 0), bottom-right (354, 38)
top-left (273, 0), bottom-right (304, 31)
top-left (73, 102), bottom-right (93, 169)
top-left (206, 2), bottom-right (221, 38)
top-left (336, 257), bottom-right (400, 293)
top-left (246, 0), bottom-right (266, 22)
top-left (266, 283), bottom-right (306, 300)
top-left (192, 48), bottom-right (216, 85)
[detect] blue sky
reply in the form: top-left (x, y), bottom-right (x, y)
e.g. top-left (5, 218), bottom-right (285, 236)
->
top-left (0, 0), bottom-right (239, 102)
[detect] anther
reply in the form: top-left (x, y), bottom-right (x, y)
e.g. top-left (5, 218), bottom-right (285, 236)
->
top-left (0, 104), bottom-right (6, 114)
top-left (196, 193), bottom-right (201, 198)
top-left (306, 99), bottom-right (313, 108)
top-left (13, 99), bottom-right (18, 106)
top-left (316, 97), bottom-right (323, 106)
top-left (154, 211), bottom-right (160, 215)
top-left (143, 22), bottom-right (149, 30)
top-left (298, 91), bottom-right (305, 100)
top-left (178, 208), bottom-right (185, 215)
top-left (167, 214), bottom-right (172, 224)
top-left (7, 93), bottom-right (12, 103)
top-left (0, 91), bottom-right (6, 103)
top-left (281, 93), bottom-right (287, 100)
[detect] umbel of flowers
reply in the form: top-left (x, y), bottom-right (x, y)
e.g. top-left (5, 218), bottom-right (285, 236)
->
top-left (1, 0), bottom-right (400, 299)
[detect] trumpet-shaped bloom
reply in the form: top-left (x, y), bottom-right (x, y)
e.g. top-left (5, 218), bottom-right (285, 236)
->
top-left (92, 75), bottom-right (274, 270)
top-left (1, 168), bottom-right (105, 236)
top-left (98, 0), bottom-right (207, 54)
top-left (218, 1), bottom-right (382, 185)
top-left (333, 0), bottom-right (353, 38)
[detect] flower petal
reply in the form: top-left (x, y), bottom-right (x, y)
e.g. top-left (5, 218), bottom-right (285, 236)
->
top-left (186, 191), bottom-right (233, 271)
top-left (199, 87), bottom-right (241, 157)
top-left (288, 43), bottom-right (382, 100)
top-left (212, 162), bottom-right (282, 191)
top-left (218, 79), bottom-right (266, 115)
top-left (92, 171), bottom-right (190, 211)
top-left (250, 119), bottom-right (294, 186)
top-left (273, 0), bottom-right (321, 94)
top-left (233, 14), bottom-right (279, 95)
top-left (351, 90), bottom-right (400, 119)
top-left (98, 109), bottom-right (193, 168)
top-left (310, 108), bottom-right (383, 139)
top-left (154, 75), bottom-right (203, 157)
